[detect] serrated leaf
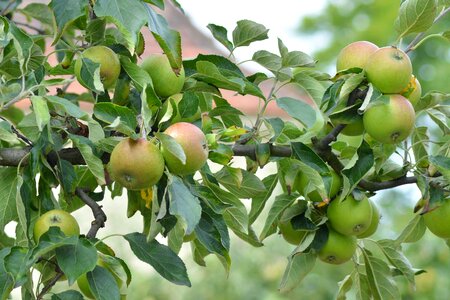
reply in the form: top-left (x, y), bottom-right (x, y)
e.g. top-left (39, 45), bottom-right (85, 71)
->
top-left (207, 24), bottom-right (233, 52)
top-left (87, 266), bottom-right (121, 300)
top-left (396, 215), bottom-right (427, 244)
top-left (146, 5), bottom-right (182, 68)
top-left (395, 0), bottom-right (438, 38)
top-left (292, 72), bottom-right (327, 107)
top-left (195, 208), bottom-right (230, 256)
top-left (120, 56), bottom-right (152, 91)
top-left (71, 138), bottom-right (106, 185)
top-left (76, 58), bottom-right (104, 93)
top-left (94, 0), bottom-right (148, 53)
top-left (168, 175), bottom-right (201, 235)
top-left (216, 167), bottom-right (266, 199)
top-left (21, 3), bottom-right (54, 25)
top-left (9, 22), bottom-right (33, 72)
top-left (156, 133), bottom-right (186, 165)
top-left (93, 102), bottom-right (137, 135)
top-left (337, 274), bottom-right (353, 300)
top-left (49, 0), bottom-right (88, 44)
top-left (252, 50), bottom-right (291, 81)
top-left (377, 239), bottom-right (416, 286)
top-left (338, 72), bottom-right (365, 103)
top-left (281, 50), bottom-right (315, 68)
top-left (248, 174), bottom-right (278, 224)
top-left (0, 168), bottom-right (19, 230)
top-left (51, 290), bottom-right (84, 300)
top-left (362, 249), bottom-right (400, 299)
top-left (232, 20), bottom-right (269, 48)
top-left (30, 96), bottom-right (50, 131)
top-left (278, 252), bottom-right (316, 293)
top-left (342, 141), bottom-right (374, 196)
top-left (276, 97), bottom-right (317, 128)
top-left (56, 238), bottom-right (98, 285)
top-left (124, 232), bottom-right (191, 286)
top-left (260, 194), bottom-right (296, 240)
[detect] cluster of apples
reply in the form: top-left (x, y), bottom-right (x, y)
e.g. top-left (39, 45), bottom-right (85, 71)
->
top-left (336, 41), bottom-right (420, 144)
top-left (73, 46), bottom-right (207, 190)
top-left (279, 169), bottom-right (381, 265)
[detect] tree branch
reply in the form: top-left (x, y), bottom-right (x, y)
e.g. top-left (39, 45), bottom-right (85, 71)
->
top-left (75, 188), bottom-right (107, 239)
top-left (36, 272), bottom-right (64, 300)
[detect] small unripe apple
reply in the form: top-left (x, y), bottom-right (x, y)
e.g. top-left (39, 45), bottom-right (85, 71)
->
top-left (327, 195), bottom-right (373, 236)
top-left (75, 46), bottom-right (121, 89)
top-left (318, 228), bottom-right (357, 265)
top-left (33, 209), bottom-right (80, 243)
top-left (363, 94), bottom-right (415, 144)
top-left (108, 138), bottom-right (165, 190)
top-left (423, 200), bottom-right (450, 239)
top-left (162, 122), bottom-right (208, 175)
top-left (336, 41), bottom-right (379, 72)
top-left (364, 46), bottom-right (412, 93)
top-left (401, 75), bottom-right (422, 107)
top-left (357, 199), bottom-right (380, 238)
top-left (141, 54), bottom-right (185, 98)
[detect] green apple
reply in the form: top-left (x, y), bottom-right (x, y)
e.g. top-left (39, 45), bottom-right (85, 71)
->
top-left (108, 138), bottom-right (165, 190)
top-left (318, 228), bottom-right (357, 265)
top-left (75, 46), bottom-right (120, 89)
top-left (365, 46), bottom-right (412, 93)
top-left (33, 209), bottom-right (80, 243)
top-left (423, 199), bottom-right (450, 239)
top-left (141, 54), bottom-right (185, 98)
top-left (336, 41), bottom-right (379, 72)
top-left (162, 122), bottom-right (208, 175)
top-left (357, 199), bottom-right (380, 238)
top-left (327, 194), bottom-right (373, 236)
top-left (363, 94), bottom-right (415, 144)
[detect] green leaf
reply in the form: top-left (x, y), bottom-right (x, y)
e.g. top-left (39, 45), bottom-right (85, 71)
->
top-left (87, 266), bottom-right (121, 300)
top-left (276, 97), bottom-right (317, 128)
top-left (30, 96), bottom-right (50, 131)
top-left (120, 56), bottom-right (152, 91)
top-left (0, 248), bottom-right (15, 298)
top-left (193, 61), bottom-right (264, 98)
top-left (0, 83), bottom-right (21, 105)
top-left (51, 290), bottom-right (84, 300)
top-left (429, 155), bottom-right (450, 182)
top-left (21, 3), bottom-right (54, 25)
top-left (395, 0), bottom-right (438, 39)
top-left (146, 5), bottom-right (182, 68)
top-left (3, 246), bottom-right (30, 287)
top-left (94, 0), bottom-right (148, 53)
top-left (338, 72), bottom-right (365, 103)
top-left (377, 239), bottom-right (416, 286)
top-left (183, 54), bottom-right (244, 77)
top-left (156, 133), bottom-right (186, 165)
top-left (279, 252), bottom-right (316, 293)
top-left (232, 20), bottom-right (269, 48)
top-left (216, 167), bottom-right (266, 199)
top-left (412, 127), bottom-right (429, 167)
top-left (49, 0), bottom-right (88, 44)
top-left (260, 194), bottom-right (296, 240)
top-left (124, 232), bottom-right (191, 286)
top-left (292, 71), bottom-right (328, 107)
top-left (342, 141), bottom-right (374, 196)
top-left (0, 168), bottom-right (19, 230)
top-left (195, 208), bottom-right (230, 256)
top-left (71, 138), bottom-right (106, 185)
top-left (337, 274), bottom-right (353, 300)
top-left (76, 58), bottom-right (104, 93)
top-left (281, 50), bottom-right (315, 69)
top-left (396, 215), bottom-right (427, 244)
top-left (45, 96), bottom-right (88, 119)
top-left (93, 102), bottom-right (137, 136)
top-left (207, 24), bottom-right (233, 52)
top-left (252, 50), bottom-right (291, 81)
top-left (178, 92), bottom-right (199, 119)
top-left (362, 249), bottom-right (400, 299)
top-left (168, 176), bottom-right (201, 235)
top-left (56, 238), bottom-right (98, 285)
top-left (249, 174), bottom-right (279, 224)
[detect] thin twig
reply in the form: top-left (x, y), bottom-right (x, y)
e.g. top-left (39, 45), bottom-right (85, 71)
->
top-left (12, 21), bottom-right (46, 35)
top-left (36, 272), bottom-right (64, 300)
top-left (75, 188), bottom-right (107, 238)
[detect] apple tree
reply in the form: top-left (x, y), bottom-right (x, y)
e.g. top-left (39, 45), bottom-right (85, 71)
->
top-left (0, 0), bottom-right (449, 299)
